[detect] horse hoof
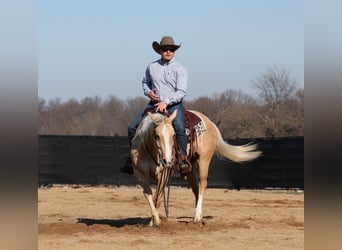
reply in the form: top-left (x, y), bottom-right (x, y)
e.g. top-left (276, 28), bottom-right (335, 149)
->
top-left (160, 216), bottom-right (167, 221)
top-left (149, 218), bottom-right (161, 227)
top-left (193, 217), bottom-right (202, 224)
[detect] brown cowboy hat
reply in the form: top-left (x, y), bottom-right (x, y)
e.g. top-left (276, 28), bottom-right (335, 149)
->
top-left (152, 36), bottom-right (181, 54)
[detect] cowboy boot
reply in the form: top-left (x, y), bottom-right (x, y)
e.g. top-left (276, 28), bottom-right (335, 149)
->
top-left (179, 154), bottom-right (191, 173)
top-left (173, 138), bottom-right (191, 173)
top-left (120, 155), bottom-right (134, 175)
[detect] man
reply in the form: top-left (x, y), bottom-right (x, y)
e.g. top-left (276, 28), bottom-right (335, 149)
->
top-left (121, 36), bottom-right (190, 174)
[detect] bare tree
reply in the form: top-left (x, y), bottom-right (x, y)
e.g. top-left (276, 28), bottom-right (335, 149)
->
top-left (252, 66), bottom-right (297, 108)
top-left (185, 90), bottom-right (263, 139)
top-left (212, 90), bottom-right (261, 138)
top-left (124, 97), bottom-right (149, 124)
top-left (47, 97), bottom-right (63, 109)
top-left (38, 72), bottom-right (303, 138)
top-left (80, 96), bottom-right (102, 113)
top-left (38, 97), bottom-right (47, 112)
top-left (251, 66), bottom-right (301, 137)
top-left (102, 95), bottom-right (126, 136)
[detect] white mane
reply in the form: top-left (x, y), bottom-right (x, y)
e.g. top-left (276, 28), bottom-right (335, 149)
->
top-left (132, 113), bottom-right (166, 147)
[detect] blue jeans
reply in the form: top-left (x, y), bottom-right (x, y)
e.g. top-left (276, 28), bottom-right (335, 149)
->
top-left (128, 101), bottom-right (188, 157)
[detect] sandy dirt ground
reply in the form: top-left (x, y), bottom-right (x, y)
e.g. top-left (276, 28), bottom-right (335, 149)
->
top-left (38, 185), bottom-right (304, 250)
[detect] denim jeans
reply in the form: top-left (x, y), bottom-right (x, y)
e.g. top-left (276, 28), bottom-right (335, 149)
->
top-left (128, 101), bottom-right (187, 157)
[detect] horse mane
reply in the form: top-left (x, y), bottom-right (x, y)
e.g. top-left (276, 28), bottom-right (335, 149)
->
top-left (131, 112), bottom-right (166, 149)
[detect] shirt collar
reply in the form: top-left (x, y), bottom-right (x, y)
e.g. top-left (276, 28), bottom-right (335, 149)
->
top-left (158, 57), bottom-right (175, 65)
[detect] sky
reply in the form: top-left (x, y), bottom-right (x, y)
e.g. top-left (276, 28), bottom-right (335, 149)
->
top-left (38, 0), bottom-right (304, 102)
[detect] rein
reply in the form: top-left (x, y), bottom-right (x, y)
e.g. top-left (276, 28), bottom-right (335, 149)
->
top-left (143, 141), bottom-right (160, 166)
top-left (147, 138), bottom-right (173, 219)
top-left (145, 113), bottom-right (173, 219)
top-left (159, 167), bottom-right (172, 218)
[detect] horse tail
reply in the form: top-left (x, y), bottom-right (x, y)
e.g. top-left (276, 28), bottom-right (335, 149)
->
top-left (213, 124), bottom-right (262, 162)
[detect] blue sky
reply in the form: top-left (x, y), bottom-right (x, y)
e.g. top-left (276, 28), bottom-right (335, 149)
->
top-left (38, 0), bottom-right (304, 102)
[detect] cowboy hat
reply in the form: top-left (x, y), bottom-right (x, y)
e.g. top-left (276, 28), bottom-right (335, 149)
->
top-left (152, 36), bottom-right (181, 54)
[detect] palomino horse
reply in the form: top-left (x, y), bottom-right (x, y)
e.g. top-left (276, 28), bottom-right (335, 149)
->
top-left (130, 109), bottom-right (261, 226)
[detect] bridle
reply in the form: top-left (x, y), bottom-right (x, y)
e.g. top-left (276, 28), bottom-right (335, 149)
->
top-left (143, 116), bottom-right (175, 218)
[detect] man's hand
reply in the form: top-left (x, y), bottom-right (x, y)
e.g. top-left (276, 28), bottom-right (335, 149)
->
top-left (148, 89), bottom-right (159, 103)
top-left (154, 101), bottom-right (167, 113)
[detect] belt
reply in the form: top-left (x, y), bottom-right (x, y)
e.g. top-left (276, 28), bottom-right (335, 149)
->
top-left (168, 101), bottom-right (183, 108)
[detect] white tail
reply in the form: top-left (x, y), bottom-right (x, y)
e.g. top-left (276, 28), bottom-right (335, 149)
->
top-left (213, 124), bottom-right (262, 162)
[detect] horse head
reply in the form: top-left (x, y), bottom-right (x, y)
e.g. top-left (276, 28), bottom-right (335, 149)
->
top-left (148, 110), bottom-right (177, 169)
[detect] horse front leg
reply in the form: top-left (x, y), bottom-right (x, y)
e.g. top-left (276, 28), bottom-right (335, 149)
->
top-left (137, 176), bottom-right (161, 226)
top-left (133, 156), bottom-right (161, 226)
top-left (143, 191), bottom-right (161, 226)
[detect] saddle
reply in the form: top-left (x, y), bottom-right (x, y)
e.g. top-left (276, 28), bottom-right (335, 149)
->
top-left (173, 110), bottom-right (206, 173)
top-left (142, 108), bottom-right (205, 173)
top-left (184, 110), bottom-right (201, 150)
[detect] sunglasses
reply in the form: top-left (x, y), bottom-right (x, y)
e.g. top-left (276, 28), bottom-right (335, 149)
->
top-left (161, 47), bottom-right (175, 52)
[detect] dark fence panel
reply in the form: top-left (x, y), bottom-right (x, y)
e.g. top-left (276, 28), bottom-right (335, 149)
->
top-left (38, 135), bottom-right (303, 189)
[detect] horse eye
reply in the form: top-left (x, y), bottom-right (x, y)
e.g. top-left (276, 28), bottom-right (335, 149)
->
top-left (155, 135), bottom-right (160, 140)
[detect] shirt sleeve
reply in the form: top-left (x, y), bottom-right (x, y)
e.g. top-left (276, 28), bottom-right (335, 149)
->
top-left (142, 66), bottom-right (152, 97)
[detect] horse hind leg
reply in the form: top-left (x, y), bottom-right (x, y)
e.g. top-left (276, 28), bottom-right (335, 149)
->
top-left (193, 159), bottom-right (210, 223)
top-left (183, 161), bottom-right (203, 223)
top-left (184, 161), bottom-right (199, 204)
top-left (193, 193), bottom-right (204, 223)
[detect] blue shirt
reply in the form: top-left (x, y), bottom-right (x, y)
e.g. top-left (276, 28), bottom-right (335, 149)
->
top-left (142, 58), bottom-right (188, 105)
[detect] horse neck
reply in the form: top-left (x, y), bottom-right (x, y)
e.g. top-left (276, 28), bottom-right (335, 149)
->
top-left (142, 125), bottom-right (159, 156)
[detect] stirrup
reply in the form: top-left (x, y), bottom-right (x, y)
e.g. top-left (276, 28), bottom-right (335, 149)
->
top-left (120, 157), bottom-right (134, 175)
top-left (179, 160), bottom-right (190, 173)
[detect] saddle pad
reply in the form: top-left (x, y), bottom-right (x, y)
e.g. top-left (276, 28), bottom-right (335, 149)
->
top-left (184, 110), bottom-right (206, 137)
top-left (184, 110), bottom-right (201, 128)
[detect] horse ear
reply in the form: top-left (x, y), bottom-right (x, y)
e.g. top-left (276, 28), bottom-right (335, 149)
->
top-left (147, 112), bottom-right (155, 122)
top-left (165, 109), bottom-right (177, 123)
top-left (148, 112), bottom-right (162, 125)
